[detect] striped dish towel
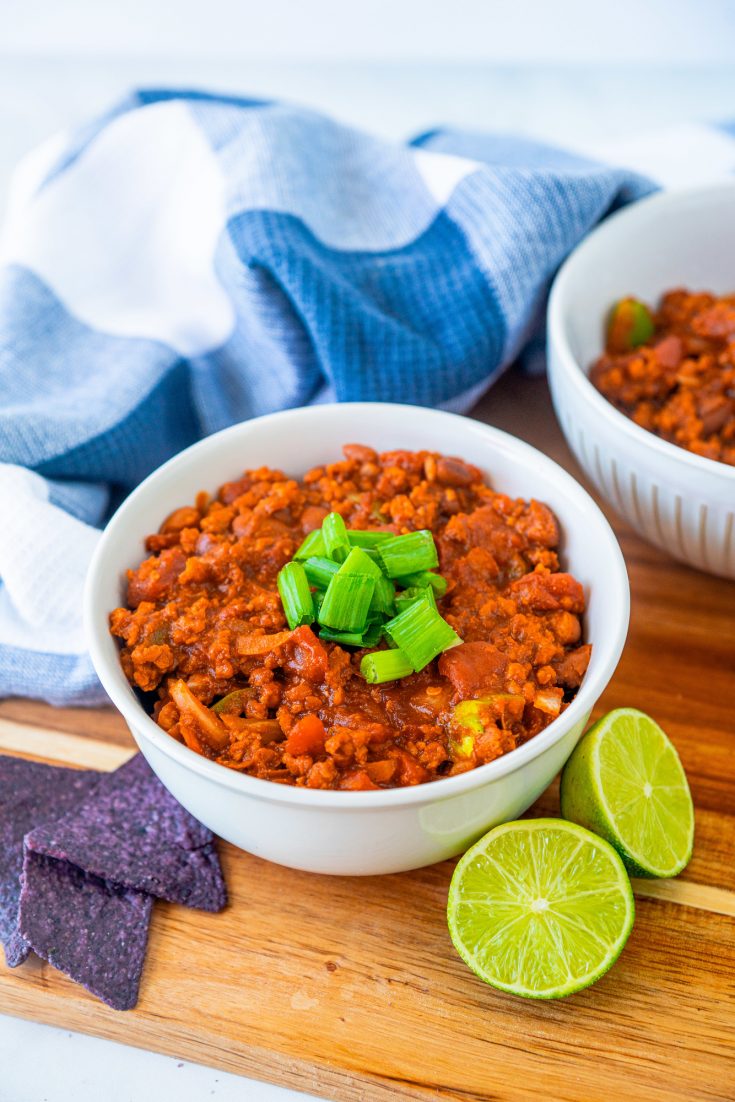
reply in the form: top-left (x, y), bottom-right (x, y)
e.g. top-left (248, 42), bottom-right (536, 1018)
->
top-left (0, 90), bottom-right (731, 705)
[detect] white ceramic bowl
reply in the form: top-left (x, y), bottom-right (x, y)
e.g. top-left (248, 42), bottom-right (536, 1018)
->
top-left (548, 183), bottom-right (735, 579)
top-left (84, 403), bottom-right (629, 875)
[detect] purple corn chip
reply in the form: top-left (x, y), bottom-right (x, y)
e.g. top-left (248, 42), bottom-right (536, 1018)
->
top-left (0, 755), bottom-right (101, 967)
top-left (26, 754), bottom-right (227, 912)
top-left (19, 850), bottom-right (151, 1011)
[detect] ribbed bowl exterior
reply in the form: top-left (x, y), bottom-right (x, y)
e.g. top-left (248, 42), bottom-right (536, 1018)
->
top-left (548, 359), bottom-right (735, 579)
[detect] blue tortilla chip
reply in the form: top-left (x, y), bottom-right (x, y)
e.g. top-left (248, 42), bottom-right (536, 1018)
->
top-left (19, 850), bottom-right (151, 1011)
top-left (0, 756), bottom-right (101, 967)
top-left (3, 751), bottom-right (226, 1011)
top-left (26, 754), bottom-right (226, 912)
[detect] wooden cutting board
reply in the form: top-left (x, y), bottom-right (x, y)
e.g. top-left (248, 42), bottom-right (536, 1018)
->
top-left (1, 374), bottom-right (734, 1102)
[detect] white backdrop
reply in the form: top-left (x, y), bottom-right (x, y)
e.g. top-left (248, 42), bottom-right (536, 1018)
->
top-left (1, 0), bottom-right (735, 212)
top-left (4, 0), bottom-right (735, 61)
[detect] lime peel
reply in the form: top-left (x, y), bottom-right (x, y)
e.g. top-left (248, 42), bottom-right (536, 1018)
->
top-left (560, 708), bottom-right (694, 878)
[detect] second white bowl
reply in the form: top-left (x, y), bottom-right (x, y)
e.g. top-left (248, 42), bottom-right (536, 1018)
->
top-left (548, 183), bottom-right (735, 580)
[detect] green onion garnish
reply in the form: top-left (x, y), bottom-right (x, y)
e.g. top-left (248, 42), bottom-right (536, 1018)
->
top-left (360, 649), bottom-right (414, 683)
top-left (322, 512), bottom-right (351, 562)
top-left (277, 562), bottom-right (315, 630)
top-left (383, 598), bottom-right (460, 671)
top-left (395, 584), bottom-right (437, 615)
top-left (371, 573), bottom-right (396, 618)
top-left (356, 546), bottom-right (382, 563)
top-left (293, 528), bottom-right (326, 561)
top-left (347, 530), bottom-right (392, 548)
top-left (303, 556), bottom-right (339, 589)
top-left (338, 546), bottom-right (383, 579)
top-left (318, 573), bottom-right (375, 632)
top-left (319, 620), bottom-right (383, 647)
top-left (378, 530), bottom-right (439, 578)
top-left (361, 620), bottom-right (385, 646)
top-left (318, 628), bottom-right (366, 646)
top-left (277, 514), bottom-right (459, 678)
top-left (394, 570), bottom-right (448, 596)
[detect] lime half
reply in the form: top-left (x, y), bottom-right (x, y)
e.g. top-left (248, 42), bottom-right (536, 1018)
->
top-left (447, 819), bottom-right (634, 999)
top-left (560, 708), bottom-right (694, 878)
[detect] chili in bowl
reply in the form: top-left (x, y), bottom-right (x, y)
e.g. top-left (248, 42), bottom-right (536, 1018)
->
top-left (591, 289), bottom-right (735, 467)
top-left (109, 447), bottom-right (592, 792)
top-left (85, 402), bottom-right (628, 875)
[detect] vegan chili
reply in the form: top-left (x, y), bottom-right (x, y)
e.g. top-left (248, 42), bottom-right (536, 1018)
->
top-left (591, 289), bottom-right (735, 466)
top-left (110, 446), bottom-right (591, 790)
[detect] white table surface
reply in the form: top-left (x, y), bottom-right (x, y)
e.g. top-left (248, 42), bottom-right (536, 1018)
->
top-left (2, 50), bottom-right (735, 1102)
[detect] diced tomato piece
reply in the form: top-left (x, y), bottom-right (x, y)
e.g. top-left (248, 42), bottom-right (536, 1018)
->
top-left (340, 769), bottom-right (379, 790)
top-left (509, 572), bottom-right (585, 613)
top-left (283, 625), bottom-right (329, 683)
top-left (285, 714), bottom-right (326, 757)
top-left (364, 759), bottom-right (397, 785)
top-left (392, 750), bottom-right (429, 786)
top-left (439, 642), bottom-right (509, 698)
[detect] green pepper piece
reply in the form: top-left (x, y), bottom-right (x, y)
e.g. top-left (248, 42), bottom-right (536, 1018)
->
top-left (607, 297), bottom-right (655, 353)
top-left (212, 689), bottom-right (250, 715)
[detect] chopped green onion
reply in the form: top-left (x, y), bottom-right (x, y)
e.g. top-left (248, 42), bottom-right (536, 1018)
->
top-left (383, 599), bottom-right (461, 671)
top-left (338, 546), bottom-right (383, 579)
top-left (394, 570), bottom-right (448, 596)
top-left (318, 573), bottom-right (375, 632)
top-left (322, 512), bottom-right (351, 562)
top-left (378, 530), bottom-right (439, 577)
top-left (303, 556), bottom-right (339, 589)
top-left (347, 530), bottom-right (393, 548)
top-left (361, 620), bottom-right (385, 646)
top-left (280, 514), bottom-right (454, 680)
top-left (357, 546), bottom-right (382, 563)
top-left (277, 562), bottom-right (315, 630)
top-left (371, 573), bottom-right (396, 618)
top-left (395, 584), bottom-right (437, 615)
top-left (360, 649), bottom-right (414, 684)
top-left (319, 619), bottom-right (384, 648)
top-left (293, 528), bottom-right (326, 561)
top-left (318, 628), bottom-right (366, 646)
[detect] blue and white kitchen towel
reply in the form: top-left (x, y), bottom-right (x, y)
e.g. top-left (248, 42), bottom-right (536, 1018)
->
top-left (1, 90), bottom-right (733, 705)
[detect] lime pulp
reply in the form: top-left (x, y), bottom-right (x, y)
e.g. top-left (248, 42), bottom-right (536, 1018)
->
top-left (447, 818), bottom-right (634, 999)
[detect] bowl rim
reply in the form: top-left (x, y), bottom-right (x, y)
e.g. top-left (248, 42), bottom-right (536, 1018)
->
top-left (548, 180), bottom-right (735, 482)
top-left (84, 401), bottom-right (630, 810)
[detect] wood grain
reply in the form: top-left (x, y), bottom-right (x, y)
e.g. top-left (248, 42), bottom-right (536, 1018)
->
top-left (1, 373), bottom-right (734, 1102)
